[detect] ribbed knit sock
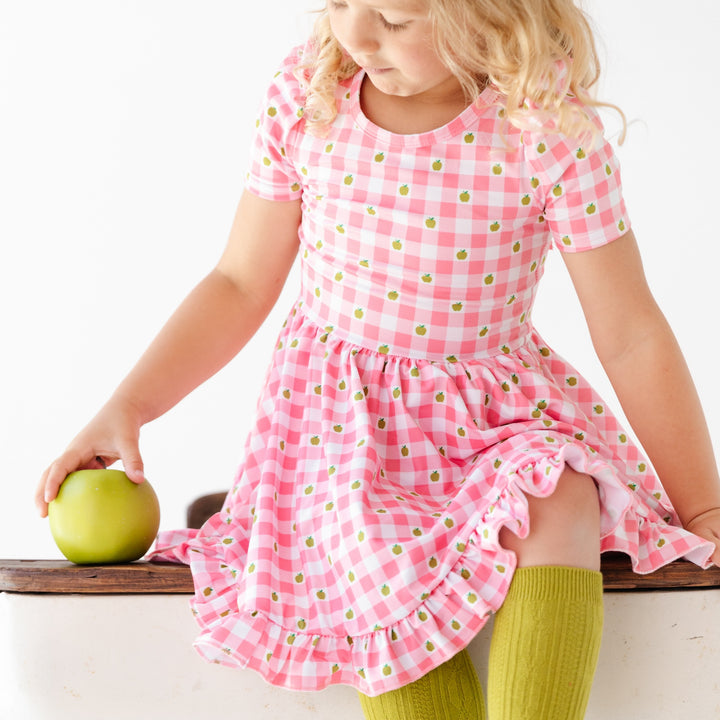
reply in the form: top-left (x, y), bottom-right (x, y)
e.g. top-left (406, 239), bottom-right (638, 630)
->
top-left (358, 648), bottom-right (486, 720)
top-left (487, 565), bottom-right (604, 720)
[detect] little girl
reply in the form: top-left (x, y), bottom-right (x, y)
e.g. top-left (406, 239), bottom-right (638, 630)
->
top-left (37, 1), bottom-right (720, 718)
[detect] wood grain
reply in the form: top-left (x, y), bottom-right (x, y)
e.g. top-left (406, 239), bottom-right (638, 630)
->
top-left (1, 555), bottom-right (718, 594)
top-left (0, 559), bottom-right (193, 594)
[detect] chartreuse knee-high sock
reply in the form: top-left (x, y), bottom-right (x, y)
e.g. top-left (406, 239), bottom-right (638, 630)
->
top-left (358, 648), bottom-right (486, 720)
top-left (487, 566), bottom-right (604, 720)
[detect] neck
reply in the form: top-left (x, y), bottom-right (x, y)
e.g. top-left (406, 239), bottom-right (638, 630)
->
top-left (360, 75), bottom-right (471, 135)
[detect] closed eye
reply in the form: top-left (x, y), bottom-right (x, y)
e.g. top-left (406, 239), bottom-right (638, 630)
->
top-left (328, 1), bottom-right (411, 32)
top-left (379, 14), bottom-right (410, 32)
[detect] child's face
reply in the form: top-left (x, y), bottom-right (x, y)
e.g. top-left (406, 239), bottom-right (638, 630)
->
top-left (327, 0), bottom-right (459, 101)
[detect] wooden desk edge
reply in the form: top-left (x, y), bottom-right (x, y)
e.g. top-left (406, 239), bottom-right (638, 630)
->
top-left (1, 555), bottom-right (719, 595)
top-left (0, 559), bottom-right (193, 594)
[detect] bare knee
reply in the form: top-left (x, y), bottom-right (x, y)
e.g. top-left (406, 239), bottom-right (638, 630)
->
top-left (499, 467), bottom-right (601, 570)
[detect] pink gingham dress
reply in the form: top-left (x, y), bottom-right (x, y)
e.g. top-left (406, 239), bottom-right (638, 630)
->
top-left (150, 46), bottom-right (715, 696)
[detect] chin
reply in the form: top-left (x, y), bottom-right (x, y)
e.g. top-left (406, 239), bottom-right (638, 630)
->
top-left (368, 76), bottom-right (413, 98)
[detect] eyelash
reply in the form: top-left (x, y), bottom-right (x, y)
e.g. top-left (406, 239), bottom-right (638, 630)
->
top-left (380, 16), bottom-right (409, 32)
top-left (329, 1), bottom-right (410, 32)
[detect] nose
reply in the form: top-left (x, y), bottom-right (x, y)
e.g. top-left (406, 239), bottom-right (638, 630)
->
top-left (338, 11), bottom-right (380, 58)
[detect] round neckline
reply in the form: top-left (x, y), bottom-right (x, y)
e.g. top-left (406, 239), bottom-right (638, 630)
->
top-left (348, 70), bottom-right (498, 148)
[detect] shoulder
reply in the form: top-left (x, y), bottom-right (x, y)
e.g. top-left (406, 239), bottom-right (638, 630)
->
top-left (508, 100), bottom-right (630, 252)
top-left (256, 44), bottom-right (309, 131)
top-left (245, 45), bottom-right (312, 200)
top-left (520, 103), bottom-right (622, 191)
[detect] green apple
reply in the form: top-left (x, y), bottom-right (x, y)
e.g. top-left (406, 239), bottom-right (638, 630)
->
top-left (48, 469), bottom-right (160, 564)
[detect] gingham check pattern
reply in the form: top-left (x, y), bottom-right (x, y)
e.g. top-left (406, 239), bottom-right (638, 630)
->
top-left (150, 46), bottom-right (715, 696)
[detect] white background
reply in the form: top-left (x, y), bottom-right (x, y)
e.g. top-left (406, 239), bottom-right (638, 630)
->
top-left (1, 0), bottom-right (719, 562)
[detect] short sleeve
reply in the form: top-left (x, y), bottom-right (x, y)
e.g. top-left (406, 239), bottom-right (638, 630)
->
top-left (523, 107), bottom-right (630, 252)
top-left (244, 47), bottom-right (306, 202)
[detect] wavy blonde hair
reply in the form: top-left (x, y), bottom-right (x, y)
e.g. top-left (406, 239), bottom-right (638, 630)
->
top-left (297, 0), bottom-right (624, 144)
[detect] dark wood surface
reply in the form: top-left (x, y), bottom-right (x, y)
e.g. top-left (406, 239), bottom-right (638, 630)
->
top-left (1, 554), bottom-right (718, 595)
top-left (0, 559), bottom-right (193, 594)
top-left (600, 553), bottom-right (720, 590)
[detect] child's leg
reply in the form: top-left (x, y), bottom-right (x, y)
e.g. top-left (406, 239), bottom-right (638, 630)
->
top-left (487, 565), bottom-right (603, 719)
top-left (357, 648), bottom-right (486, 720)
top-left (489, 468), bottom-right (603, 720)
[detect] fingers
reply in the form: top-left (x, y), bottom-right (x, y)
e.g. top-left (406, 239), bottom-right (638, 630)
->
top-left (702, 532), bottom-right (720, 567)
top-left (35, 469), bottom-right (51, 518)
top-left (707, 532), bottom-right (720, 568)
top-left (36, 440), bottom-right (145, 517)
top-left (689, 525), bottom-right (720, 567)
top-left (117, 441), bottom-right (146, 485)
top-left (684, 509), bottom-right (720, 567)
top-left (36, 398), bottom-right (148, 518)
top-left (35, 450), bottom-right (90, 518)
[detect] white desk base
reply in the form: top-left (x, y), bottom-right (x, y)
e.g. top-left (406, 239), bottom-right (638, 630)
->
top-left (2, 590), bottom-right (718, 719)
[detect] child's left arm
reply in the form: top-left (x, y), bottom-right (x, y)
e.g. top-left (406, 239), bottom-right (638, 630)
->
top-left (562, 229), bottom-right (720, 564)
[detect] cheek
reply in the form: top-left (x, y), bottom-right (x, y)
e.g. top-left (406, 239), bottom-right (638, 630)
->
top-left (401, 37), bottom-right (446, 75)
top-left (327, 19), bottom-right (344, 49)
top-left (410, 52), bottom-right (451, 83)
top-left (327, 11), bottom-right (351, 53)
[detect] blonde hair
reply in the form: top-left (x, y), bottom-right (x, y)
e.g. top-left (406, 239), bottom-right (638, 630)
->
top-left (297, 0), bottom-right (624, 144)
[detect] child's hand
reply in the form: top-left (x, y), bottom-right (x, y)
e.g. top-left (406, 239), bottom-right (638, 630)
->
top-left (685, 508), bottom-right (720, 566)
top-left (35, 398), bottom-right (146, 518)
